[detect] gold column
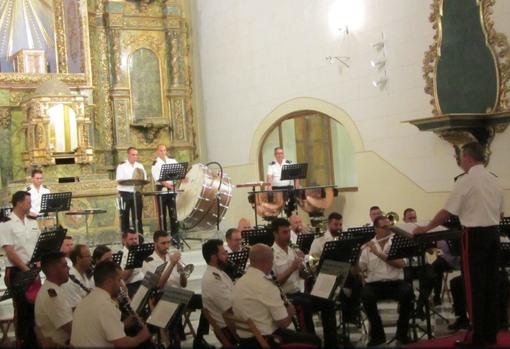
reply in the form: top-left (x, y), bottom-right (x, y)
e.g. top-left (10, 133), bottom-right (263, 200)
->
top-left (0, 107), bottom-right (11, 129)
top-left (53, 0), bottom-right (68, 73)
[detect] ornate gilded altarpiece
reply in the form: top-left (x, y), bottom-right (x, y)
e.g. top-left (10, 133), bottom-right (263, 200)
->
top-left (0, 0), bottom-right (199, 243)
top-left (408, 0), bottom-right (510, 162)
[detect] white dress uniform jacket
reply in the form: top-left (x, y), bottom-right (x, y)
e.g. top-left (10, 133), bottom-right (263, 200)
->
top-left (151, 156), bottom-right (178, 184)
top-left (26, 184), bottom-right (50, 215)
top-left (267, 159), bottom-right (293, 187)
top-left (309, 230), bottom-right (335, 257)
top-left (141, 250), bottom-right (181, 287)
top-left (116, 161), bottom-right (147, 192)
top-left (0, 213), bottom-right (40, 267)
top-left (201, 265), bottom-right (234, 328)
top-left (272, 243), bottom-right (301, 294)
top-left (62, 266), bottom-right (94, 308)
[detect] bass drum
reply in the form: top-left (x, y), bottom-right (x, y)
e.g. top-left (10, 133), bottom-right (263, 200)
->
top-left (176, 163), bottom-right (233, 231)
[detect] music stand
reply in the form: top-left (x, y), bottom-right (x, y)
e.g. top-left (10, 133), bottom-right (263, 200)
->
top-left (8, 268), bottom-right (41, 298)
top-left (130, 272), bottom-right (159, 315)
top-left (112, 250), bottom-right (123, 266)
top-left (146, 285), bottom-right (193, 329)
top-left (228, 249), bottom-right (249, 278)
top-left (30, 227), bottom-right (67, 265)
top-left (344, 226), bottom-right (375, 241)
top-left (158, 162), bottom-right (189, 248)
top-left (310, 259), bottom-right (351, 300)
top-left (500, 217), bottom-right (510, 237)
top-left (296, 233), bottom-right (315, 254)
top-left (500, 242), bottom-right (510, 267)
top-left (40, 192), bottom-right (72, 227)
top-left (280, 163), bottom-right (308, 182)
top-left (241, 228), bottom-right (274, 246)
top-left (318, 238), bottom-right (366, 272)
top-left (125, 243), bottom-right (155, 270)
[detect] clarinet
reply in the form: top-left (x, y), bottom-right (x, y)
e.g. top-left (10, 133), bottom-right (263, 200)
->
top-left (117, 281), bottom-right (145, 330)
top-left (68, 274), bottom-right (92, 294)
top-left (269, 271), bottom-right (301, 331)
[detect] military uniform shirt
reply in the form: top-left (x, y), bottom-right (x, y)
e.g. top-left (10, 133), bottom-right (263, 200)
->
top-left (142, 250), bottom-right (181, 288)
top-left (444, 164), bottom-right (504, 227)
top-left (201, 265), bottom-right (234, 328)
top-left (232, 267), bottom-right (288, 337)
top-left (151, 156), bottom-right (178, 184)
top-left (267, 159), bottom-right (293, 187)
top-left (71, 287), bottom-right (126, 347)
top-left (272, 243), bottom-right (301, 294)
top-left (116, 161), bottom-right (147, 193)
top-left (309, 230), bottom-right (335, 258)
top-left (0, 213), bottom-right (40, 267)
top-left (26, 184), bottom-right (50, 215)
top-left (62, 266), bottom-right (94, 308)
top-left (35, 280), bottom-right (73, 346)
top-left (121, 246), bottom-right (145, 284)
top-left (358, 235), bottom-right (404, 283)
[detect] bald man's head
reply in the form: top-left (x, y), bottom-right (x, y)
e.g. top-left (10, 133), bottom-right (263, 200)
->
top-left (249, 244), bottom-right (273, 273)
top-left (237, 218), bottom-right (251, 232)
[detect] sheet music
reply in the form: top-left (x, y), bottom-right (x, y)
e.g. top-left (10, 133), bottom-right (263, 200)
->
top-left (147, 300), bottom-right (179, 328)
top-left (310, 273), bottom-right (337, 299)
top-left (130, 285), bottom-right (149, 312)
top-left (394, 222), bottom-right (448, 236)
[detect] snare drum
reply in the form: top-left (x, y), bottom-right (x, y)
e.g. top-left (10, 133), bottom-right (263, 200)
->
top-left (176, 163), bottom-right (233, 231)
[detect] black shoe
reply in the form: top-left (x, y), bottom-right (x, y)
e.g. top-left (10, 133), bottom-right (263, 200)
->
top-left (448, 317), bottom-right (469, 331)
top-left (396, 336), bottom-right (413, 345)
top-left (433, 296), bottom-right (442, 306)
top-left (367, 336), bottom-right (386, 347)
top-left (414, 307), bottom-right (426, 320)
top-left (193, 338), bottom-right (215, 349)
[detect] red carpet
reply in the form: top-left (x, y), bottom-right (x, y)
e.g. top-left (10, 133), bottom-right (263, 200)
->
top-left (404, 331), bottom-right (510, 348)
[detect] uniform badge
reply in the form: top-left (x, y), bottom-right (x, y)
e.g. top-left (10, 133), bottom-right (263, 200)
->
top-left (212, 272), bottom-right (221, 281)
top-left (48, 288), bottom-right (57, 298)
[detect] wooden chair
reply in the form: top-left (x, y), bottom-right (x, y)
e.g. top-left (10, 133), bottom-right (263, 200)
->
top-left (202, 308), bottom-right (235, 348)
top-left (223, 312), bottom-right (270, 349)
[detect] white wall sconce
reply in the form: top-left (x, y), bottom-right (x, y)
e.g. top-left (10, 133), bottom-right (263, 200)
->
top-left (372, 78), bottom-right (388, 89)
top-left (370, 59), bottom-right (386, 69)
top-left (325, 56), bottom-right (351, 68)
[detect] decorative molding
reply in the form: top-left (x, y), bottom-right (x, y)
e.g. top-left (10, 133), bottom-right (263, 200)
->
top-left (422, 0), bottom-right (442, 116)
top-left (0, 73), bottom-right (87, 86)
top-left (54, 0), bottom-right (69, 73)
top-left (0, 108), bottom-right (11, 129)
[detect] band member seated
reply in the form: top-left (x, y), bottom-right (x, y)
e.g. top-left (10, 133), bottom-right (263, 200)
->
top-left (225, 228), bottom-right (244, 253)
top-left (35, 251), bottom-right (73, 346)
top-left (120, 229), bottom-right (145, 297)
top-left (93, 244), bottom-right (113, 264)
top-left (232, 243), bottom-right (321, 348)
top-left (26, 168), bottom-right (50, 218)
top-left (359, 216), bottom-right (414, 346)
top-left (201, 239), bottom-right (237, 345)
top-left (60, 235), bottom-right (74, 267)
top-left (289, 214), bottom-right (305, 244)
top-left (71, 261), bottom-right (151, 347)
top-left (309, 212), bottom-right (362, 323)
top-left (62, 244), bottom-right (93, 308)
top-left (151, 144), bottom-right (178, 234)
top-left (0, 190), bottom-right (40, 348)
top-left (237, 217), bottom-right (252, 232)
top-left (271, 217), bottom-right (338, 347)
top-left (142, 230), bottom-right (210, 348)
top-left (366, 206), bottom-right (383, 226)
top-left (116, 146), bottom-right (147, 234)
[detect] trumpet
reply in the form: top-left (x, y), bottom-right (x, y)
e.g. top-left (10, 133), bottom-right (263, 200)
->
top-left (176, 261), bottom-right (194, 278)
top-left (289, 242), bottom-right (314, 280)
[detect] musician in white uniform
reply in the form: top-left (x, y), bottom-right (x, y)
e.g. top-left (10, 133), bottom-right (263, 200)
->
top-left (151, 144), bottom-right (178, 234)
top-left (266, 147), bottom-right (299, 216)
top-left (359, 216), bottom-right (413, 346)
top-left (71, 261), bottom-right (151, 348)
top-left (0, 191), bottom-right (40, 348)
top-left (232, 243), bottom-right (320, 348)
top-left (116, 147), bottom-right (147, 234)
top-left (62, 244), bottom-right (94, 308)
top-left (34, 252), bottom-right (73, 346)
top-left (120, 230), bottom-right (145, 297)
top-left (201, 239), bottom-right (237, 344)
top-left (309, 212), bottom-right (343, 257)
top-left (26, 169), bottom-right (50, 217)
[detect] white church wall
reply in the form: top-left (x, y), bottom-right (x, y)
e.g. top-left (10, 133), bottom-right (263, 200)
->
top-left (191, 0), bottom-right (510, 228)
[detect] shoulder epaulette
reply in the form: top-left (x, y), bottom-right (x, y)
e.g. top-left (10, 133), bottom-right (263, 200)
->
top-left (454, 173), bottom-right (466, 182)
top-left (490, 172), bottom-right (498, 178)
top-left (285, 160), bottom-right (292, 164)
top-left (26, 186), bottom-right (31, 191)
top-left (48, 288), bottom-right (57, 298)
top-left (152, 159), bottom-right (157, 166)
top-left (212, 272), bottom-right (221, 280)
top-left (270, 161), bottom-right (276, 165)
top-left (145, 256), bottom-right (154, 263)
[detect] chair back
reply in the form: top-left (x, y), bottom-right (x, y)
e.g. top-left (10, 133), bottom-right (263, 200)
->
top-left (34, 325), bottom-right (60, 348)
top-left (202, 308), bottom-right (235, 347)
top-left (223, 312), bottom-right (270, 349)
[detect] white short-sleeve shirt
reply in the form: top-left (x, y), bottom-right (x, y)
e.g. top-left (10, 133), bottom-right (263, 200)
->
top-left (358, 235), bottom-right (404, 283)
top-left (116, 161), bottom-right (147, 192)
top-left (0, 213), bottom-right (40, 267)
top-left (151, 156), bottom-right (178, 184)
top-left (232, 267), bottom-right (288, 337)
top-left (141, 250), bottom-right (181, 287)
top-left (271, 243), bottom-right (301, 294)
top-left (26, 184), bottom-right (51, 215)
top-left (71, 287), bottom-right (126, 348)
top-left (444, 164), bottom-right (504, 227)
top-left (62, 266), bottom-right (94, 308)
top-left (267, 160), bottom-right (293, 187)
top-left (201, 265), bottom-right (234, 328)
top-left (309, 230), bottom-right (335, 258)
top-left (121, 246), bottom-right (145, 284)
top-left (35, 280), bottom-right (73, 346)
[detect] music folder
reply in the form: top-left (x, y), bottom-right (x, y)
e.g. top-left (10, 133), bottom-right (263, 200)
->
top-left (310, 260), bottom-right (350, 300)
top-left (130, 272), bottom-right (158, 314)
top-left (146, 285), bottom-right (193, 329)
top-left (125, 243), bottom-right (155, 269)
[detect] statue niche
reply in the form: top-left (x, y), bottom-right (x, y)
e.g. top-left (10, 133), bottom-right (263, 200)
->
top-left (22, 79), bottom-right (93, 166)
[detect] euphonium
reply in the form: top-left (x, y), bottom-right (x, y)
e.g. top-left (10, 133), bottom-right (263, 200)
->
top-left (177, 261), bottom-right (194, 278)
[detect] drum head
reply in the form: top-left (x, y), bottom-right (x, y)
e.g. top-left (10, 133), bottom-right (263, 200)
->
top-left (176, 164), bottom-right (212, 222)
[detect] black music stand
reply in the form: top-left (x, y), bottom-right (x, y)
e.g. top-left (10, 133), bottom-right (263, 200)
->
top-left (130, 272), bottom-right (159, 315)
top-left (112, 250), bottom-right (123, 266)
top-left (500, 242), bottom-right (510, 267)
top-left (125, 243), bottom-right (155, 269)
top-left (310, 259), bottom-right (350, 300)
top-left (146, 285), bottom-right (194, 329)
top-left (296, 233), bottom-right (315, 254)
top-left (228, 249), bottom-right (249, 279)
top-left (30, 227), bottom-right (67, 264)
top-left (500, 217), bottom-right (510, 237)
top-left (344, 226), bottom-right (375, 241)
top-left (40, 192), bottom-right (72, 228)
top-left (158, 163), bottom-right (189, 249)
top-left (318, 238), bottom-right (366, 271)
top-left (6, 267), bottom-right (41, 298)
top-left (280, 163), bottom-right (308, 217)
top-left (242, 228), bottom-right (274, 246)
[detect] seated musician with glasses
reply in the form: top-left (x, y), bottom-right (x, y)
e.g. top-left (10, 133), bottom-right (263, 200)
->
top-left (142, 230), bottom-right (211, 348)
top-left (271, 217), bottom-right (338, 348)
top-left (34, 252), bottom-right (73, 347)
top-left (71, 261), bottom-right (151, 348)
top-left (359, 216), bottom-right (414, 346)
top-left (232, 243), bottom-right (321, 348)
top-left (62, 244), bottom-right (94, 309)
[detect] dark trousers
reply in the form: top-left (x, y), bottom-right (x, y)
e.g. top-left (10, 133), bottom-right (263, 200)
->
top-left (461, 227), bottom-right (500, 344)
top-left (404, 264), bottom-right (436, 310)
top-left (450, 269), bottom-right (509, 326)
top-left (120, 191), bottom-right (143, 234)
top-left (239, 328), bottom-right (321, 348)
top-left (339, 272), bottom-right (363, 322)
top-left (432, 256), bottom-right (454, 299)
top-left (361, 280), bottom-right (414, 340)
top-left (287, 292), bottom-right (337, 348)
top-left (5, 267), bottom-right (38, 349)
top-left (156, 192), bottom-right (178, 237)
top-left (187, 294), bottom-right (210, 338)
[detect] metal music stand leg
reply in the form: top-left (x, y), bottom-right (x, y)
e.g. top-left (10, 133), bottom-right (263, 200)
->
top-left (252, 185), bottom-right (258, 228)
top-left (132, 190), bottom-right (139, 234)
top-left (158, 194), bottom-right (165, 232)
top-left (85, 214), bottom-right (90, 245)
